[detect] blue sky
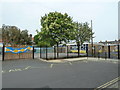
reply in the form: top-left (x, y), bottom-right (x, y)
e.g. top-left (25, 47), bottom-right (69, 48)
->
top-left (0, 0), bottom-right (119, 42)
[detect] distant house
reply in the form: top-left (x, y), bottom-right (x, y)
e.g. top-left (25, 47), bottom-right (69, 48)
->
top-left (99, 40), bottom-right (120, 45)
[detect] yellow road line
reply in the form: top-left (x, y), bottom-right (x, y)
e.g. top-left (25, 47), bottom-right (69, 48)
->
top-left (94, 77), bottom-right (120, 90)
top-left (101, 79), bottom-right (118, 88)
top-left (98, 77), bottom-right (119, 88)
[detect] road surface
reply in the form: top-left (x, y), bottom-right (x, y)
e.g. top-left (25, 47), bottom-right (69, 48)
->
top-left (2, 58), bottom-right (119, 88)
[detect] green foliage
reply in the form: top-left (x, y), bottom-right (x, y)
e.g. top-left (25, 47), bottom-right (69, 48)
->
top-left (2, 25), bottom-right (20, 45)
top-left (20, 30), bottom-right (32, 45)
top-left (34, 34), bottom-right (39, 45)
top-left (34, 12), bottom-right (94, 48)
top-left (40, 12), bottom-right (74, 44)
top-left (37, 41), bottom-right (50, 47)
top-left (71, 22), bottom-right (94, 56)
top-left (34, 31), bottom-right (56, 47)
top-left (2, 25), bottom-right (32, 45)
top-left (72, 22), bottom-right (94, 45)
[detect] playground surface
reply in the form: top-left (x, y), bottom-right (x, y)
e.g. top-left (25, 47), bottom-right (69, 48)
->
top-left (2, 57), bottom-right (119, 89)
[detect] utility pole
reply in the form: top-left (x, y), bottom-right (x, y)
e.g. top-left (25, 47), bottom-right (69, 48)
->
top-left (91, 20), bottom-right (93, 57)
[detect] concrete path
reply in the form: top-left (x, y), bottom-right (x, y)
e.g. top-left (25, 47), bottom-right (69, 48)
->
top-left (40, 57), bottom-right (119, 63)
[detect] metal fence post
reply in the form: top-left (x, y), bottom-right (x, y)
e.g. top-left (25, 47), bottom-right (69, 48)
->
top-left (118, 44), bottom-right (120, 59)
top-left (86, 44), bottom-right (88, 58)
top-left (54, 46), bottom-right (56, 59)
top-left (94, 46), bottom-right (95, 57)
top-left (67, 46), bottom-right (69, 58)
top-left (2, 45), bottom-right (5, 61)
top-left (57, 44), bottom-right (59, 58)
top-left (105, 52), bottom-right (107, 60)
top-left (46, 46), bottom-right (48, 60)
top-left (98, 52), bottom-right (100, 59)
top-left (40, 46), bottom-right (41, 58)
top-left (86, 48), bottom-right (88, 58)
top-left (78, 44), bottom-right (80, 57)
top-left (33, 46), bottom-right (34, 59)
top-left (108, 45), bottom-right (110, 58)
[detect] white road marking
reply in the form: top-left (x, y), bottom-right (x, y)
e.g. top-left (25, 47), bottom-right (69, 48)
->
top-left (50, 64), bottom-right (54, 68)
top-left (69, 62), bottom-right (72, 65)
top-left (23, 66), bottom-right (31, 70)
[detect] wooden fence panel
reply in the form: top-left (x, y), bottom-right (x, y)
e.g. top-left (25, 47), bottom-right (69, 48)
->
top-left (4, 45), bottom-right (33, 60)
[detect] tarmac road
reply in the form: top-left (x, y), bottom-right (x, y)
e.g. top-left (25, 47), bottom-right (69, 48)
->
top-left (2, 58), bottom-right (119, 88)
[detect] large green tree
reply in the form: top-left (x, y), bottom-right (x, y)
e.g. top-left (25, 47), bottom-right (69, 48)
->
top-left (72, 22), bottom-right (94, 56)
top-left (2, 24), bottom-right (32, 45)
top-left (2, 25), bottom-right (20, 45)
top-left (40, 12), bottom-right (74, 46)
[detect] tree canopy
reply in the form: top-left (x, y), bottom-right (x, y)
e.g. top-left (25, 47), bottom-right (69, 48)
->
top-left (34, 11), bottom-right (94, 48)
top-left (71, 22), bottom-right (94, 56)
top-left (36, 12), bottom-right (74, 46)
top-left (34, 32), bottom-right (56, 47)
top-left (2, 24), bottom-right (32, 45)
top-left (72, 22), bottom-right (94, 45)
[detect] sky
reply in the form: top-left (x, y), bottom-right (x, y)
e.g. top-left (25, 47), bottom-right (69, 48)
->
top-left (0, 0), bottom-right (119, 42)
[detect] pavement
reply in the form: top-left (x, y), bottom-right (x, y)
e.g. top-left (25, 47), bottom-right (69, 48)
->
top-left (2, 57), bottom-right (119, 89)
top-left (40, 57), bottom-right (119, 63)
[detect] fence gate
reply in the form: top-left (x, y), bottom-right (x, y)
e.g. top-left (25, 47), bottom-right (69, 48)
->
top-left (3, 45), bottom-right (33, 60)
